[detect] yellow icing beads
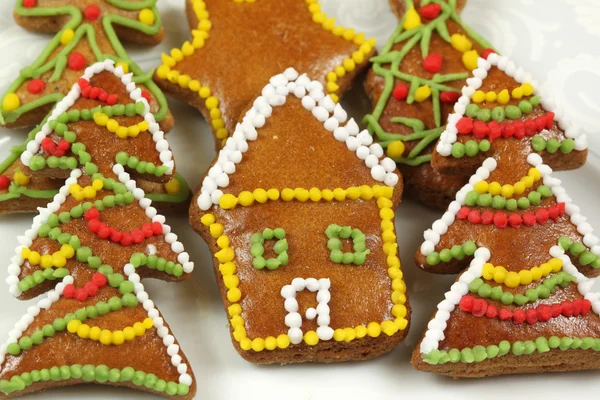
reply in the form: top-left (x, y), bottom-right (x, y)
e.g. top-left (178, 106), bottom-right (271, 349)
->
top-left (115, 61), bottom-right (129, 74)
top-left (473, 168), bottom-right (541, 198)
top-left (414, 85), bottom-right (431, 102)
top-left (472, 83), bottom-right (534, 104)
top-left (309, 0), bottom-right (375, 103)
top-left (60, 29), bottom-right (75, 46)
top-left (403, 6), bottom-right (422, 30)
top-left (482, 258), bottom-right (562, 288)
top-left (138, 8), bottom-right (155, 25)
top-left (387, 140), bottom-right (406, 159)
top-left (203, 184), bottom-right (407, 352)
top-left (450, 34), bottom-right (473, 53)
top-left (93, 112), bottom-right (149, 138)
top-left (22, 244), bottom-right (75, 269)
top-left (69, 179), bottom-right (104, 201)
top-left (164, 178), bottom-right (181, 194)
top-left (67, 318), bottom-right (154, 345)
top-left (2, 93), bottom-right (20, 112)
top-left (461, 50), bottom-right (479, 71)
top-left (12, 170), bottom-right (29, 186)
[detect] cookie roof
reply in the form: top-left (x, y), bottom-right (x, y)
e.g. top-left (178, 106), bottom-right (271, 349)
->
top-left (20, 60), bottom-right (175, 175)
top-left (196, 68), bottom-right (400, 211)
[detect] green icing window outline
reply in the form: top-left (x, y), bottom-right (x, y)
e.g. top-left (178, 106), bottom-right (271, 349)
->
top-left (363, 0), bottom-right (493, 166)
top-left (325, 224), bottom-right (370, 265)
top-left (251, 228), bottom-right (289, 270)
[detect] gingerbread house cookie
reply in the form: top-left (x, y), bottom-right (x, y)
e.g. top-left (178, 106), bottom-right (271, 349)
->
top-left (190, 68), bottom-right (410, 364)
top-left (154, 0), bottom-right (376, 146)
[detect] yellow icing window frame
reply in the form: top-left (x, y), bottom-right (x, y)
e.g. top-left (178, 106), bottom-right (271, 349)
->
top-left (155, 0), bottom-right (375, 147)
top-left (200, 185), bottom-right (407, 352)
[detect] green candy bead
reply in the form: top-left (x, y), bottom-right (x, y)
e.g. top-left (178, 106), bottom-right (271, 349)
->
top-left (74, 308), bottom-right (87, 321)
top-left (96, 301), bottom-right (110, 315)
top-left (477, 284), bottom-right (491, 298)
top-left (498, 340), bottom-right (511, 356)
top-left (262, 228), bottom-right (274, 239)
top-left (82, 365), bottom-right (95, 382)
top-left (60, 365), bottom-right (71, 380)
top-left (330, 250), bottom-right (343, 263)
top-left (342, 252), bottom-right (354, 264)
top-left (426, 252), bottom-right (441, 266)
top-left (166, 382), bottom-right (178, 396)
top-left (120, 367), bottom-right (135, 382)
top-left (517, 197), bottom-right (530, 210)
top-left (98, 264), bottom-right (113, 276)
top-left (119, 280), bottom-right (135, 294)
top-left (460, 348), bottom-right (475, 363)
top-left (450, 244), bottom-right (464, 260)
top-left (514, 294), bottom-right (528, 306)
top-left (7, 343), bottom-right (21, 356)
top-left (478, 139), bottom-right (491, 152)
top-left (115, 152), bottom-right (129, 165)
top-left (178, 383), bottom-right (190, 395)
top-left (506, 199), bottom-right (517, 211)
top-left (109, 368), bottom-right (121, 383)
top-left (580, 251), bottom-right (596, 265)
top-left (273, 239), bottom-right (288, 253)
top-left (476, 108), bottom-right (491, 122)
top-left (339, 226), bottom-right (352, 238)
top-left (53, 318), bottom-right (67, 332)
top-left (108, 273), bottom-right (125, 288)
top-left (518, 100), bottom-right (532, 114)
top-left (491, 106), bottom-right (505, 122)
top-left (76, 246), bottom-right (92, 262)
top-left (465, 191), bottom-right (478, 206)
top-left (86, 305), bottom-right (98, 319)
top-left (122, 293), bottom-right (139, 308)
top-left (352, 251), bottom-right (367, 265)
top-left (448, 348), bottom-right (461, 363)
top-left (463, 241), bottom-right (477, 256)
top-left (505, 105), bottom-right (522, 120)
top-left (531, 136), bottom-right (546, 152)
top-left (451, 142), bottom-right (465, 158)
top-left (94, 365), bottom-right (109, 383)
top-left (570, 242), bottom-right (585, 256)
top-left (144, 373), bottom-right (158, 389)
top-left (491, 195), bottom-right (506, 209)
top-left (472, 345), bottom-right (487, 362)
top-left (439, 248), bottom-right (452, 262)
top-left (108, 296), bottom-right (122, 311)
top-left (478, 193), bottom-right (492, 207)
top-left (465, 140), bottom-right (479, 157)
top-left (546, 138), bottom-right (560, 153)
top-left (512, 341), bottom-right (525, 355)
top-left (500, 291), bottom-right (514, 305)
top-left (468, 278), bottom-right (483, 293)
top-left (523, 340), bottom-right (536, 354)
top-left (133, 371), bottom-right (146, 386)
top-left (560, 138), bottom-right (575, 153)
top-left (465, 103), bottom-right (479, 117)
top-left (327, 238), bottom-right (342, 250)
top-left (40, 369), bottom-right (50, 381)
top-left (530, 96), bottom-right (540, 106)
top-left (155, 379), bottom-right (167, 392)
top-left (273, 228), bottom-right (286, 239)
top-left (266, 258), bottom-right (281, 270)
top-left (528, 190), bottom-right (542, 205)
top-left (42, 324), bottom-right (55, 337)
top-left (538, 185), bottom-right (552, 197)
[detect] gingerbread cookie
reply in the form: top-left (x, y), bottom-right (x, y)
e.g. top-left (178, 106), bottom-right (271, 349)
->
top-left (1, 0), bottom-right (172, 131)
top-left (364, 0), bottom-right (494, 209)
top-left (413, 53), bottom-right (596, 377)
top-left (154, 0), bottom-right (376, 146)
top-left (0, 60), bottom-right (190, 215)
top-left (0, 168), bottom-right (195, 398)
top-left (190, 68), bottom-right (410, 364)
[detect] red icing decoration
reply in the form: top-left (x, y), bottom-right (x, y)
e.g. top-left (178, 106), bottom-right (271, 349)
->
top-left (440, 91), bottom-right (460, 104)
top-left (84, 207), bottom-right (163, 246)
top-left (392, 83), bottom-right (409, 101)
top-left (458, 203), bottom-right (565, 228)
top-left (0, 176), bottom-right (9, 190)
top-left (481, 48), bottom-right (494, 60)
top-left (23, 0), bottom-right (36, 7)
top-left (27, 79), bottom-right (45, 94)
top-left (84, 5), bottom-right (101, 20)
top-left (63, 272), bottom-right (108, 302)
top-left (141, 91), bottom-right (152, 103)
top-left (423, 53), bottom-right (443, 73)
top-left (457, 113), bottom-right (554, 139)
top-left (419, 4), bottom-right (441, 19)
top-left (78, 78), bottom-right (118, 105)
top-left (459, 295), bottom-right (592, 325)
top-left (67, 52), bottom-right (86, 71)
top-left (41, 138), bottom-right (71, 157)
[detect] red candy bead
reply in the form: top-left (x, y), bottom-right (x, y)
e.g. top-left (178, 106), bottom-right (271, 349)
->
top-left (525, 309), bottom-right (538, 325)
top-left (459, 295), bottom-right (474, 312)
top-left (508, 213), bottom-right (522, 228)
top-left (110, 229), bottom-right (123, 244)
top-left (392, 83), bottom-right (409, 101)
top-left (63, 284), bottom-right (76, 299)
top-left (481, 211), bottom-right (494, 225)
top-left (58, 139), bottom-right (70, 151)
top-left (493, 212), bottom-right (508, 229)
top-left (535, 208), bottom-right (549, 225)
top-left (471, 299), bottom-right (488, 317)
top-left (68, 52), bottom-right (86, 70)
top-left (84, 207), bottom-right (100, 221)
top-left (23, 0), bottom-right (36, 7)
top-left (481, 48), bottom-right (494, 60)
top-left (561, 301), bottom-right (573, 318)
top-left (485, 304), bottom-right (498, 319)
top-left (75, 288), bottom-right (88, 302)
top-left (456, 117), bottom-right (473, 134)
top-left (422, 53), bottom-right (443, 73)
top-left (419, 3), bottom-right (441, 19)
top-left (84, 5), bottom-right (101, 20)
top-left (0, 176), bottom-right (9, 190)
top-left (27, 79), bottom-right (45, 94)
top-left (522, 212), bottom-right (536, 227)
top-left (498, 308), bottom-right (513, 321)
top-left (141, 91), bottom-right (152, 103)
top-left (440, 91), bottom-right (460, 104)
top-left (537, 305), bottom-right (552, 322)
top-left (84, 281), bottom-right (99, 297)
top-left (457, 206), bottom-right (470, 220)
top-left (106, 94), bottom-right (118, 105)
top-left (487, 121), bottom-right (502, 141)
top-left (512, 309), bottom-right (526, 324)
top-left (546, 112), bottom-right (555, 129)
top-left (92, 272), bottom-right (108, 287)
top-left (467, 210), bottom-right (481, 224)
top-left (78, 78), bottom-right (90, 89)
top-left (472, 121), bottom-right (489, 139)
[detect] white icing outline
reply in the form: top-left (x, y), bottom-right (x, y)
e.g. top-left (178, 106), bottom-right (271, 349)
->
top-left (196, 67), bottom-right (399, 211)
top-left (281, 277), bottom-right (333, 344)
top-left (436, 53), bottom-right (588, 157)
top-left (2, 168), bottom-right (193, 385)
top-left (419, 153), bottom-right (600, 355)
top-left (20, 60), bottom-right (175, 175)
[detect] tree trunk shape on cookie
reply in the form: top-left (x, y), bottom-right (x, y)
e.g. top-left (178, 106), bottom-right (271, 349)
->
top-left (363, 0), bottom-right (494, 209)
top-left (190, 68), bottom-right (410, 364)
top-left (0, 58), bottom-right (190, 215)
top-left (413, 53), bottom-right (597, 377)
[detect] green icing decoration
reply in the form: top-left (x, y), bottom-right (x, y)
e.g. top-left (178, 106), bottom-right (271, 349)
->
top-left (251, 228), bottom-right (289, 270)
top-left (463, 184), bottom-right (553, 210)
top-left (426, 240), bottom-right (477, 266)
top-left (531, 136), bottom-right (575, 154)
top-left (558, 236), bottom-right (600, 268)
top-left (364, 0), bottom-right (493, 166)
top-left (325, 224), bottom-right (370, 266)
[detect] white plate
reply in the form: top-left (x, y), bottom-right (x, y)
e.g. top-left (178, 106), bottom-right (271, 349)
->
top-left (1, 0), bottom-right (600, 399)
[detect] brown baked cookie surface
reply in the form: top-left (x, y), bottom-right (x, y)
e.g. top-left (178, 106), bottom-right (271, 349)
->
top-left (190, 69), bottom-right (410, 364)
top-left (0, 61), bottom-right (190, 215)
top-left (412, 53), bottom-right (596, 377)
top-left (154, 0), bottom-right (376, 147)
top-left (1, 0), bottom-right (172, 131)
top-left (363, 0), bottom-right (494, 209)
top-left (0, 170), bottom-right (196, 399)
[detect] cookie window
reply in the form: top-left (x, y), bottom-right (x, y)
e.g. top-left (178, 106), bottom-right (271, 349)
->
top-left (325, 224), bottom-right (370, 265)
top-left (250, 228), bottom-right (289, 270)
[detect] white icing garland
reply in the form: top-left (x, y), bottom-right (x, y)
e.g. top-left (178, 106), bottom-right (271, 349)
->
top-left (196, 67), bottom-right (399, 211)
top-left (436, 53), bottom-right (587, 157)
top-left (2, 168), bottom-right (193, 385)
top-left (419, 153), bottom-right (600, 355)
top-left (281, 277), bottom-right (333, 344)
top-left (20, 60), bottom-right (175, 175)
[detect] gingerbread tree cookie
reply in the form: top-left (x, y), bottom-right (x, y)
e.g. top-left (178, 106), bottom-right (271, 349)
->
top-left (0, 60), bottom-right (190, 215)
top-left (154, 0), bottom-right (376, 146)
top-left (413, 53), bottom-right (597, 377)
top-left (0, 168), bottom-right (195, 398)
top-left (190, 68), bottom-right (410, 364)
top-left (364, 0), bottom-right (494, 209)
top-left (1, 0), bottom-right (171, 130)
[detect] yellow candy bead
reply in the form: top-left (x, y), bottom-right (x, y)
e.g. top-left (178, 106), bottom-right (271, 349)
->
top-left (528, 168), bottom-right (541, 181)
top-left (67, 320), bottom-right (81, 333)
top-left (471, 90), bottom-right (485, 104)
top-left (205, 96), bottom-right (219, 109)
top-left (99, 330), bottom-right (113, 345)
top-left (512, 87), bottom-right (523, 99)
top-left (485, 91), bottom-right (497, 103)
top-left (13, 170), bottom-right (30, 186)
top-left (216, 235), bottom-right (230, 249)
top-left (89, 326), bottom-right (101, 341)
top-left (2, 93), bottom-right (20, 112)
top-left (366, 322), bottom-right (381, 337)
top-left (500, 184), bottom-right (514, 198)
top-left (294, 188), bottom-right (309, 202)
top-left (276, 334), bottom-right (290, 349)
top-left (227, 287), bottom-right (241, 302)
top-left (238, 191), bottom-right (254, 206)
top-left (199, 86), bottom-right (211, 99)
top-left (308, 187), bottom-right (322, 202)
top-left (549, 258), bottom-right (562, 272)
top-left (387, 141), bottom-right (405, 158)
top-left (139, 8), bottom-right (156, 25)
top-left (505, 272), bottom-right (520, 288)
top-left (488, 182), bottom-right (502, 196)
top-left (52, 253), bottom-right (66, 268)
top-left (462, 50), bottom-right (479, 71)
top-left (392, 304), bottom-right (407, 318)
top-left (21, 248), bottom-right (31, 259)
top-left (82, 186), bottom-right (96, 199)
top-left (219, 261), bottom-right (236, 276)
top-left (521, 83), bottom-right (534, 96)
top-left (40, 254), bottom-right (53, 269)
top-left (92, 179), bottom-right (103, 191)
top-left (414, 85), bottom-right (431, 102)
top-left (76, 324), bottom-right (90, 339)
top-left (333, 329), bottom-right (345, 342)
top-left (143, 318), bottom-right (154, 329)
top-left (28, 251), bottom-right (40, 266)
top-left (251, 338), bottom-right (265, 352)
top-left (123, 327), bottom-right (135, 341)
top-left (513, 181), bottom-right (526, 195)
top-left (219, 194), bottom-right (238, 209)
top-left (223, 275), bottom-right (239, 289)
top-left (343, 327), bottom-right (356, 342)
top-left (530, 266), bottom-right (543, 281)
top-left (450, 34), bottom-right (472, 53)
top-left (281, 188), bottom-right (295, 201)
top-left (60, 29), bottom-right (75, 45)
top-left (133, 322), bottom-right (145, 336)
top-left (518, 270), bottom-right (533, 285)
top-left (115, 61), bottom-right (129, 74)
top-left (240, 338), bottom-right (252, 350)
top-left (473, 181), bottom-right (489, 194)
top-left (304, 331), bottom-right (319, 346)
top-left (164, 178), bottom-right (181, 194)
top-left (355, 325), bottom-right (368, 338)
top-left (403, 6), bottom-right (422, 30)
top-left (106, 119), bottom-right (119, 133)
top-left (381, 320), bottom-right (398, 336)
top-left (482, 263), bottom-right (495, 280)
top-left (497, 89), bottom-right (510, 104)
top-left (112, 330), bottom-right (125, 345)
top-left (493, 268), bottom-right (506, 284)
top-left (201, 214), bottom-right (215, 226)
top-left (321, 189), bottom-right (334, 201)
top-left (228, 303), bottom-right (242, 317)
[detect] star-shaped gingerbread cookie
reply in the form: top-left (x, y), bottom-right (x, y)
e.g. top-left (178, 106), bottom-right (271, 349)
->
top-left (154, 0), bottom-right (376, 145)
